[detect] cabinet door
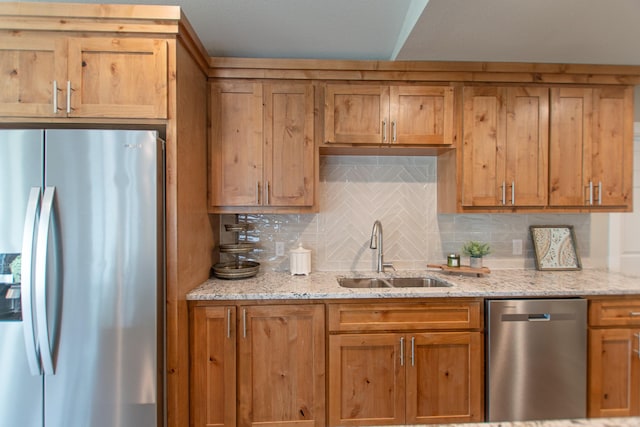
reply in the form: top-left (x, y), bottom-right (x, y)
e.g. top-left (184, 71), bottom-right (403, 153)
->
top-left (328, 333), bottom-right (405, 426)
top-left (67, 37), bottom-right (167, 118)
top-left (406, 332), bottom-right (483, 424)
top-left (238, 304), bottom-right (325, 427)
top-left (210, 81), bottom-right (264, 207)
top-left (461, 87), bottom-right (507, 207)
top-left (324, 84), bottom-right (389, 144)
top-left (504, 87), bottom-right (549, 206)
top-left (590, 87), bottom-right (633, 208)
top-left (0, 34), bottom-right (66, 117)
top-left (588, 328), bottom-right (640, 417)
top-left (263, 82), bottom-right (315, 207)
top-left (390, 86), bottom-right (454, 145)
top-left (549, 88), bottom-right (593, 206)
top-left (190, 306), bottom-right (236, 427)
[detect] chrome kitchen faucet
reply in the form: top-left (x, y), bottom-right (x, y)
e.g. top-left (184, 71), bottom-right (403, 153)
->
top-left (369, 220), bottom-right (395, 273)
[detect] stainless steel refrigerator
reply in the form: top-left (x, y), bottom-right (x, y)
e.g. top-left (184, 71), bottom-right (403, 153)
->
top-left (0, 129), bottom-right (164, 427)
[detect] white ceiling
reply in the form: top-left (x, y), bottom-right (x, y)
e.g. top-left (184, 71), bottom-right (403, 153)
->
top-left (11, 0), bottom-right (640, 65)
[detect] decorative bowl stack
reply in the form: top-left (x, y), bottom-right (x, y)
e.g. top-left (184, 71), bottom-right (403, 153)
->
top-left (212, 216), bottom-right (260, 279)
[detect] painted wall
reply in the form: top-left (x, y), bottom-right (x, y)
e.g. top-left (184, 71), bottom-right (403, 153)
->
top-left (221, 156), bottom-right (603, 272)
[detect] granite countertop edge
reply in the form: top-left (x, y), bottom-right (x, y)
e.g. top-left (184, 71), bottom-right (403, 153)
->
top-left (187, 268), bottom-right (640, 301)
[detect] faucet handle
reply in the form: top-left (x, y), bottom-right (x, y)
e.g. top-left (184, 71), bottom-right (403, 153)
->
top-left (382, 262), bottom-right (396, 272)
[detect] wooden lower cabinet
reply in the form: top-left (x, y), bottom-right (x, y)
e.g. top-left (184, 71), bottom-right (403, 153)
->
top-left (588, 297), bottom-right (640, 417)
top-left (327, 301), bottom-right (483, 426)
top-left (190, 303), bottom-right (325, 427)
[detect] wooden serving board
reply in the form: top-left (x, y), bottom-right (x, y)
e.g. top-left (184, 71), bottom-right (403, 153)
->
top-left (427, 263), bottom-right (490, 277)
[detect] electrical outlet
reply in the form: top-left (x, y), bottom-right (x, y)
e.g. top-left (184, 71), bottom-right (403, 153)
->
top-left (512, 239), bottom-right (523, 255)
top-left (276, 241), bottom-right (285, 257)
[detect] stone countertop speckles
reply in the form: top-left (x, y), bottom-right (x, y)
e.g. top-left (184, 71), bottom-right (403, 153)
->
top-left (187, 268), bottom-right (640, 300)
top-left (385, 417), bottom-right (640, 427)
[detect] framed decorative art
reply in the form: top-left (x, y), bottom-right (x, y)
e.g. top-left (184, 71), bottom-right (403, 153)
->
top-left (530, 225), bottom-right (581, 271)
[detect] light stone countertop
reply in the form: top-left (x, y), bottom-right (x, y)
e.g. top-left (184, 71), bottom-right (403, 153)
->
top-left (386, 417), bottom-right (640, 427)
top-left (187, 268), bottom-right (640, 300)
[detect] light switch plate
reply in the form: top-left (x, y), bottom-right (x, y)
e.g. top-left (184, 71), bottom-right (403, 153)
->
top-left (276, 241), bottom-right (285, 257)
top-left (512, 239), bottom-right (523, 255)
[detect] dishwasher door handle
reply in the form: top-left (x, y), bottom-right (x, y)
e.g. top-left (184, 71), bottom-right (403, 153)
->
top-left (501, 313), bottom-right (552, 322)
top-left (528, 313), bottom-right (551, 321)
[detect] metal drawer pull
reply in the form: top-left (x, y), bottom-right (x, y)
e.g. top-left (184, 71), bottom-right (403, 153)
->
top-left (227, 308), bottom-right (231, 338)
top-left (634, 333), bottom-right (640, 360)
top-left (242, 309), bottom-right (247, 338)
top-left (400, 337), bottom-right (404, 366)
top-left (629, 312), bottom-right (640, 317)
top-left (411, 337), bottom-right (415, 366)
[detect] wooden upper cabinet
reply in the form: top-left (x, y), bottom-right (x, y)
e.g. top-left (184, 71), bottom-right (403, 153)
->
top-left (209, 80), bottom-right (316, 212)
top-left (0, 33), bottom-right (167, 119)
top-left (550, 86), bottom-right (633, 209)
top-left (462, 86), bottom-right (548, 208)
top-left (263, 82), bottom-right (315, 207)
top-left (324, 83), bottom-right (454, 145)
top-left (67, 37), bottom-right (168, 119)
top-left (0, 34), bottom-right (66, 117)
top-left (210, 81), bottom-right (264, 207)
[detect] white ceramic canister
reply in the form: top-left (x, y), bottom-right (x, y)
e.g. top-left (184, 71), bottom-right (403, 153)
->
top-left (289, 243), bottom-right (311, 275)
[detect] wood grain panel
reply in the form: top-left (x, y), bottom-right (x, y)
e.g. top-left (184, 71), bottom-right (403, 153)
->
top-left (328, 300), bottom-right (482, 332)
top-left (589, 299), bottom-right (640, 327)
top-left (549, 87), bottom-right (592, 207)
top-left (406, 332), bottom-right (483, 424)
top-left (190, 306), bottom-right (236, 427)
top-left (461, 86), bottom-right (506, 207)
top-left (238, 304), bottom-right (325, 427)
top-left (328, 333), bottom-right (405, 426)
top-left (0, 33), bottom-right (66, 116)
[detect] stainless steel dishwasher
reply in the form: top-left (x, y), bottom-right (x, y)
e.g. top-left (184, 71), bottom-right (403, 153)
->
top-left (486, 298), bottom-right (587, 422)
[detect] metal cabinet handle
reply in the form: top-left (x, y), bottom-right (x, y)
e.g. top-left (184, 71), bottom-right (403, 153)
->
top-left (256, 182), bottom-right (260, 204)
top-left (265, 181), bottom-right (270, 205)
top-left (392, 121), bottom-right (397, 142)
top-left (399, 337), bottom-right (404, 366)
top-left (589, 181), bottom-right (594, 205)
top-left (634, 333), bottom-right (640, 359)
top-left (66, 81), bottom-right (72, 114)
top-left (511, 181), bottom-right (515, 205)
top-left (411, 337), bottom-right (415, 366)
top-left (598, 181), bottom-right (602, 205)
top-left (501, 182), bottom-right (506, 205)
top-left (629, 312), bottom-right (640, 317)
top-left (242, 309), bottom-right (247, 338)
top-left (227, 308), bottom-right (231, 338)
top-left (52, 81), bottom-right (58, 114)
top-left (382, 120), bottom-right (387, 143)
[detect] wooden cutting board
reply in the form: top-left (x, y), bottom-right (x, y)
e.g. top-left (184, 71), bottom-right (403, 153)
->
top-left (427, 263), bottom-right (490, 277)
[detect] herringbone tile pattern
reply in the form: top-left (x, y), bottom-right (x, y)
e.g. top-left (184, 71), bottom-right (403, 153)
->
top-left (221, 156), bottom-right (593, 272)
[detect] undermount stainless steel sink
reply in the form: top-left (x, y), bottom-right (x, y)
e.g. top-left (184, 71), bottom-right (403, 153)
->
top-left (338, 276), bottom-right (451, 288)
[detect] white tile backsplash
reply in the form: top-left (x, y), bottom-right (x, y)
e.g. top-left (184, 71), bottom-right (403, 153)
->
top-left (221, 155), bottom-right (600, 272)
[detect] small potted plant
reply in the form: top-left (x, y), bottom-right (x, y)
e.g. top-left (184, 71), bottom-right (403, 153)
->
top-left (462, 241), bottom-right (490, 269)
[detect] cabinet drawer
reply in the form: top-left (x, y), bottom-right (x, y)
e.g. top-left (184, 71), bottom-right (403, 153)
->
top-left (328, 300), bottom-right (482, 332)
top-left (589, 298), bottom-right (640, 326)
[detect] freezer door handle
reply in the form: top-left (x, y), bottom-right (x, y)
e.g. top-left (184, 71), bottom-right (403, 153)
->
top-left (21, 187), bottom-right (43, 375)
top-left (35, 187), bottom-right (56, 375)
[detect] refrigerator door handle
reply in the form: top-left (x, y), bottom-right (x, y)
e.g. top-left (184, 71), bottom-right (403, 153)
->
top-left (35, 186), bottom-right (56, 375)
top-left (21, 187), bottom-right (43, 375)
